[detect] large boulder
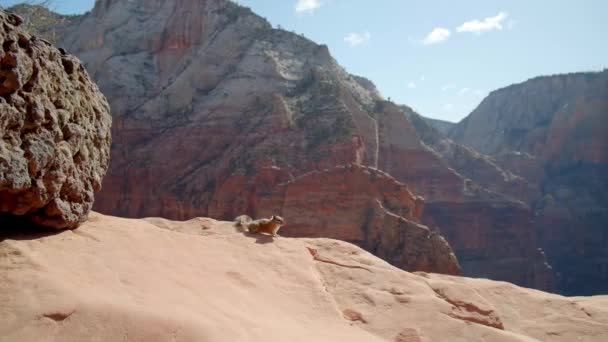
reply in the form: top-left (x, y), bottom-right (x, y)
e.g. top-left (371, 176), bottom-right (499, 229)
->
top-left (0, 11), bottom-right (111, 229)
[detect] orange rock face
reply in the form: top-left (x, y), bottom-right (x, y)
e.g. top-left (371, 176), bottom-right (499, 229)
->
top-left (372, 103), bottom-right (556, 291)
top-left (207, 164), bottom-right (460, 275)
top-left (423, 201), bottom-right (556, 291)
top-left (258, 165), bottom-right (459, 275)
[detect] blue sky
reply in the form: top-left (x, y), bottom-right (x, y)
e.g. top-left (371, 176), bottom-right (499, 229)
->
top-left (2, 0), bottom-right (606, 122)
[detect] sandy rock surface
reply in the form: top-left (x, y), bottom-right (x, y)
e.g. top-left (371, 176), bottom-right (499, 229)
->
top-left (1, 213), bottom-right (606, 341)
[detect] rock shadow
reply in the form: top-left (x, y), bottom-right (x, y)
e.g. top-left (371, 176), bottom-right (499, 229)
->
top-left (0, 214), bottom-right (65, 242)
top-left (243, 232), bottom-right (277, 245)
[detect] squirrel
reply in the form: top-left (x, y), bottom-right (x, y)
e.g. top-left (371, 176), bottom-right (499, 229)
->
top-left (234, 215), bottom-right (285, 237)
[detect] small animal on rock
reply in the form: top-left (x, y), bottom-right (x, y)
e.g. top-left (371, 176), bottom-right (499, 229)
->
top-left (234, 215), bottom-right (285, 237)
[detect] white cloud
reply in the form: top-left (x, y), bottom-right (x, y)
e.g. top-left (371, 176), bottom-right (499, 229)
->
top-left (457, 12), bottom-right (509, 34)
top-left (474, 89), bottom-right (485, 96)
top-left (344, 32), bottom-right (371, 47)
top-left (458, 87), bottom-right (470, 96)
top-left (423, 27), bottom-right (451, 45)
top-left (407, 82), bottom-right (417, 89)
top-left (295, 0), bottom-right (322, 14)
top-left (420, 75), bottom-right (426, 81)
top-left (442, 103), bottom-right (454, 112)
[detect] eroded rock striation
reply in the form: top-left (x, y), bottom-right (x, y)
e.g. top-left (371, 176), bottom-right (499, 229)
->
top-left (259, 164), bottom-right (460, 275)
top-left (0, 10), bottom-right (111, 229)
top-left (450, 71), bottom-right (608, 159)
top-left (371, 102), bottom-right (556, 290)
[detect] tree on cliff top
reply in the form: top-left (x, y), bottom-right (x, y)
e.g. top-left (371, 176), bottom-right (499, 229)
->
top-left (5, 1), bottom-right (71, 44)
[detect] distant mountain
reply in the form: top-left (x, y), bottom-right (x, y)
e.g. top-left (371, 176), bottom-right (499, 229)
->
top-left (421, 116), bottom-right (455, 135)
top-left (451, 71), bottom-right (608, 160)
top-left (451, 70), bottom-right (608, 295)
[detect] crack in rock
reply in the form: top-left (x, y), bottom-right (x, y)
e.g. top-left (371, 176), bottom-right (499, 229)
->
top-left (306, 247), bottom-right (372, 272)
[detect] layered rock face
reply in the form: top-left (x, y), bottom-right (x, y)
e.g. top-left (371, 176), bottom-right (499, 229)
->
top-left (2, 214), bottom-right (607, 342)
top-left (256, 165), bottom-right (460, 275)
top-left (208, 163), bottom-right (460, 274)
top-left (450, 71), bottom-right (608, 159)
top-left (11, 0), bottom-right (555, 287)
top-left (378, 104), bottom-right (555, 291)
top-left (450, 71), bottom-right (608, 295)
top-left (406, 109), bottom-right (540, 204)
top-left (59, 0), bottom-right (379, 219)
top-left (39, 0), bottom-right (461, 275)
top-left (0, 11), bottom-right (111, 229)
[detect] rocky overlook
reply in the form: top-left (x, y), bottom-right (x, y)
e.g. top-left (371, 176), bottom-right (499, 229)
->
top-left (0, 10), bottom-right (111, 229)
top-left (451, 71), bottom-right (608, 295)
top-left (5, 0), bottom-right (563, 290)
top-left (2, 213), bottom-right (607, 342)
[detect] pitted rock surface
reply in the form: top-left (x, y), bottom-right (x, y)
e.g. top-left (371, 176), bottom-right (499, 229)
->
top-left (0, 10), bottom-right (111, 229)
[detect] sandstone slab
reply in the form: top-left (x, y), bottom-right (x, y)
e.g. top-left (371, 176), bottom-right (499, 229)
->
top-left (1, 213), bottom-right (606, 341)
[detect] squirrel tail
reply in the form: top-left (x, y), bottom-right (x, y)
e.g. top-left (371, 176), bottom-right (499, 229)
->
top-left (234, 215), bottom-right (253, 232)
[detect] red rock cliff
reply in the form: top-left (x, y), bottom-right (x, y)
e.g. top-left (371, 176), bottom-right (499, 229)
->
top-left (451, 71), bottom-right (608, 295)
